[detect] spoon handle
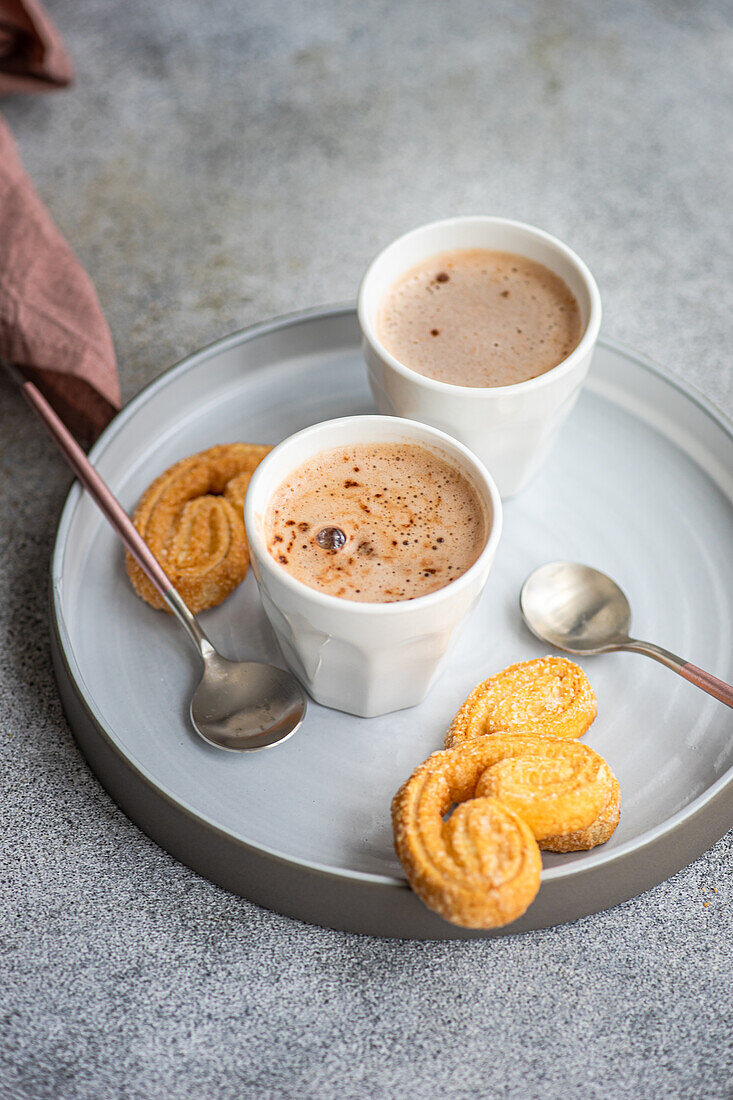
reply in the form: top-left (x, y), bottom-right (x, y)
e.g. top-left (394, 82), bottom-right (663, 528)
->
top-left (15, 374), bottom-right (214, 661)
top-left (624, 639), bottom-right (733, 709)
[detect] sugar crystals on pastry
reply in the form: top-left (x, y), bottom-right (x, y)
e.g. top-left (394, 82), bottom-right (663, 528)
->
top-left (446, 656), bottom-right (597, 747)
top-left (126, 442), bottom-right (271, 614)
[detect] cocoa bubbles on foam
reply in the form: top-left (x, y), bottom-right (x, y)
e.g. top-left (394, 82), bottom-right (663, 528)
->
top-left (377, 248), bottom-right (582, 387)
top-left (265, 442), bottom-right (488, 603)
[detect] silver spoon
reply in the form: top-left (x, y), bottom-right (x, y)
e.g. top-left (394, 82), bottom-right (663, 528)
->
top-left (15, 371), bottom-right (307, 751)
top-left (520, 561), bottom-right (733, 708)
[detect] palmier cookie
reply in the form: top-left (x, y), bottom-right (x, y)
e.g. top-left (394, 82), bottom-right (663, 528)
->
top-left (446, 656), bottom-right (597, 747)
top-left (539, 776), bottom-right (621, 853)
top-left (126, 443), bottom-right (271, 614)
top-left (392, 734), bottom-right (620, 928)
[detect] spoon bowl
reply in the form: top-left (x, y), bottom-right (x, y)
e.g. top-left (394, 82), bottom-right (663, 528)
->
top-left (520, 561), bottom-right (633, 653)
top-left (192, 655), bottom-right (306, 752)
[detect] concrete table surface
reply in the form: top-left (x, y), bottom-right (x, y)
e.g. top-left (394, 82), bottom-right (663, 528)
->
top-left (1, 2), bottom-right (731, 1097)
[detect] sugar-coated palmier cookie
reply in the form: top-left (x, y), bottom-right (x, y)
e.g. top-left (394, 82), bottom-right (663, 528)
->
top-left (126, 443), bottom-right (272, 614)
top-left (473, 737), bottom-right (620, 851)
top-left (540, 776), bottom-right (621, 853)
top-left (446, 656), bottom-right (597, 747)
top-left (392, 734), bottom-right (620, 928)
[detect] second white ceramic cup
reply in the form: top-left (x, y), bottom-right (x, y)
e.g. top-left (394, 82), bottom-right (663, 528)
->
top-left (244, 415), bottom-right (502, 718)
top-left (358, 216), bottom-right (602, 498)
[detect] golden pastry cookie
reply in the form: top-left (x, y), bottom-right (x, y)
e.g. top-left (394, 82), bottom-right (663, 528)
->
top-left (392, 734), bottom-right (620, 928)
top-left (126, 443), bottom-right (271, 614)
top-left (540, 775), bottom-right (621, 853)
top-left (445, 656), bottom-right (597, 747)
top-left (472, 737), bottom-right (617, 843)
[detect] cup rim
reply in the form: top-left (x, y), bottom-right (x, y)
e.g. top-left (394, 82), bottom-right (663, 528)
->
top-left (244, 414), bottom-right (503, 616)
top-left (357, 215), bottom-right (602, 396)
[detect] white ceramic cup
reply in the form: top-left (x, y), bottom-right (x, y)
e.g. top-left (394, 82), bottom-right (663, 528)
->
top-left (358, 216), bottom-right (602, 498)
top-left (244, 415), bottom-right (502, 718)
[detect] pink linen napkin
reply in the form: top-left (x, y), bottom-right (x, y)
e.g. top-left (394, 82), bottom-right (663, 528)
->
top-left (0, 0), bottom-right (73, 92)
top-left (0, 1), bottom-right (120, 442)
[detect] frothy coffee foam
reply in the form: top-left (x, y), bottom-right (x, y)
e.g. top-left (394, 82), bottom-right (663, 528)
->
top-left (265, 442), bottom-right (487, 603)
top-left (377, 248), bottom-right (581, 387)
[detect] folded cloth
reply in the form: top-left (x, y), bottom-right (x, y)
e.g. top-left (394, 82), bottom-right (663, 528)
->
top-left (0, 0), bottom-right (73, 93)
top-left (0, 2), bottom-right (120, 442)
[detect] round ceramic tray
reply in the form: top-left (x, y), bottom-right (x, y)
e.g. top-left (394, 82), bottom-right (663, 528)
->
top-left (50, 307), bottom-right (733, 939)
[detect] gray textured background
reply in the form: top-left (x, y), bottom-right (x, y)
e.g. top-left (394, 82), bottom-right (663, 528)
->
top-left (1, 2), bottom-right (731, 1098)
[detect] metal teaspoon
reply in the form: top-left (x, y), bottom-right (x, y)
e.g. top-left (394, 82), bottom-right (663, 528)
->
top-left (15, 372), bottom-right (307, 751)
top-left (520, 561), bottom-right (733, 708)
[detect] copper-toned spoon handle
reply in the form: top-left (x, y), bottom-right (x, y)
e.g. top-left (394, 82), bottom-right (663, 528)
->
top-left (679, 663), bottom-right (733, 708)
top-left (15, 374), bottom-right (216, 655)
top-left (624, 639), bottom-right (733, 709)
top-left (16, 375), bottom-right (173, 599)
